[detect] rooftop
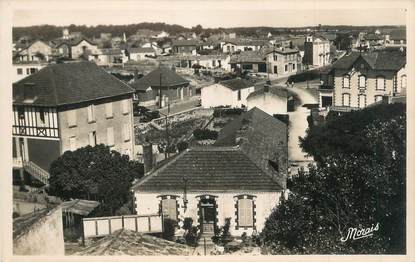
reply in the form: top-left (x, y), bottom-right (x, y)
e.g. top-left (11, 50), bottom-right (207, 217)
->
top-left (218, 78), bottom-right (254, 91)
top-left (13, 62), bottom-right (135, 106)
top-left (130, 66), bottom-right (190, 91)
top-left (246, 86), bottom-right (291, 100)
top-left (331, 50), bottom-right (406, 71)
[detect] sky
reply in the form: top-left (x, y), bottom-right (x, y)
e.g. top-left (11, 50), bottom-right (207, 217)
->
top-left (12, 1), bottom-right (407, 28)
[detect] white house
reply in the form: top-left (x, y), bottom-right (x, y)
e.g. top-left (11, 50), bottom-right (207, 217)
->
top-left (132, 107), bottom-right (288, 237)
top-left (201, 78), bottom-right (255, 108)
top-left (129, 47), bottom-right (156, 61)
top-left (13, 61), bottom-right (47, 83)
top-left (70, 37), bottom-right (99, 59)
top-left (246, 86), bottom-right (291, 115)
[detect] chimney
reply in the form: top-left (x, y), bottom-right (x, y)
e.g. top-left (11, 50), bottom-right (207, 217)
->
top-left (143, 141), bottom-right (154, 174)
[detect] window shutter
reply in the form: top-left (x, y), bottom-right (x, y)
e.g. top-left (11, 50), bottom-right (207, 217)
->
top-left (69, 137), bottom-right (77, 151)
top-left (105, 103), bottom-right (113, 118)
top-left (87, 105), bottom-right (95, 123)
top-left (122, 100), bottom-right (129, 115)
top-left (89, 131), bottom-right (96, 146)
top-left (107, 127), bottom-right (114, 146)
top-left (238, 199), bottom-right (253, 227)
top-left (123, 123), bottom-right (130, 142)
top-left (68, 110), bottom-right (77, 127)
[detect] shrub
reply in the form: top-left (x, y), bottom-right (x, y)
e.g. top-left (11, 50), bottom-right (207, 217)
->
top-left (177, 141), bottom-right (189, 152)
top-left (162, 218), bottom-right (177, 241)
top-left (213, 108), bottom-right (244, 117)
top-left (212, 217), bottom-right (233, 246)
top-left (193, 129), bottom-right (218, 140)
top-left (185, 226), bottom-right (200, 247)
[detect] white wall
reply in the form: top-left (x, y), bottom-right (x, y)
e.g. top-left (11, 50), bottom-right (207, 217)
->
top-left (134, 190), bottom-right (282, 236)
top-left (201, 84), bottom-right (254, 108)
top-left (247, 93), bottom-right (287, 115)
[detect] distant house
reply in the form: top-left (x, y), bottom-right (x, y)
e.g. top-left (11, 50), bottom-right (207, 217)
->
top-left (221, 39), bottom-right (268, 54)
top-left (14, 40), bottom-right (53, 62)
top-left (12, 62), bottom-right (136, 188)
top-left (128, 47), bottom-right (156, 61)
top-left (246, 86), bottom-right (292, 115)
top-left (201, 78), bottom-right (255, 108)
top-left (229, 51), bottom-right (267, 73)
top-left (385, 29), bottom-right (406, 47)
top-left (318, 50), bottom-right (407, 109)
top-left (130, 66), bottom-right (191, 107)
top-left (89, 48), bottom-right (127, 66)
top-left (141, 42), bottom-right (162, 55)
top-left (52, 37), bottom-right (99, 59)
top-left (132, 107), bottom-right (288, 237)
top-left (304, 35), bottom-right (331, 67)
top-left (13, 61), bottom-right (47, 83)
top-left (171, 40), bottom-right (201, 55)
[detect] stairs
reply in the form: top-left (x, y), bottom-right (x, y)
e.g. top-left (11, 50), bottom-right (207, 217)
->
top-left (23, 161), bottom-right (50, 187)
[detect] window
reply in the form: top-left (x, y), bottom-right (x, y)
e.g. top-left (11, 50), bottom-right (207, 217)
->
top-left (237, 198), bottom-right (254, 227)
top-left (358, 75), bottom-right (366, 88)
top-left (161, 198), bottom-right (178, 221)
top-left (237, 90), bottom-right (241, 101)
top-left (343, 75), bottom-right (350, 88)
top-left (26, 68), bottom-right (30, 75)
top-left (284, 65), bottom-right (288, 72)
top-left (107, 127), bottom-right (115, 146)
top-left (105, 103), bottom-right (113, 118)
top-left (401, 75), bottom-right (407, 89)
top-left (123, 123), bottom-right (131, 142)
top-left (273, 53), bottom-right (278, 61)
top-left (292, 63), bottom-right (296, 70)
top-left (69, 136), bottom-right (77, 151)
top-left (375, 95), bottom-right (383, 103)
top-left (67, 110), bottom-right (77, 127)
top-left (122, 100), bottom-right (130, 115)
top-left (273, 66), bottom-right (278, 74)
top-left (376, 76), bottom-right (385, 90)
top-left (17, 68), bottom-right (23, 75)
top-left (87, 104), bottom-right (95, 123)
top-left (212, 60), bottom-right (216, 67)
top-left (342, 93), bottom-right (351, 107)
top-left (89, 131), bottom-right (97, 146)
top-left (30, 68), bottom-right (37, 74)
top-left (358, 94), bottom-right (367, 108)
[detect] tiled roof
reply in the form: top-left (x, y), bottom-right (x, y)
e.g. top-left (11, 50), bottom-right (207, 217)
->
top-left (331, 51), bottom-right (406, 71)
top-left (172, 40), bottom-right (201, 46)
top-left (219, 78), bottom-right (254, 91)
top-left (229, 51), bottom-right (265, 63)
top-left (246, 86), bottom-right (290, 100)
top-left (132, 147), bottom-right (283, 192)
top-left (129, 47), bottom-right (155, 53)
top-left (130, 66), bottom-right (190, 91)
top-left (13, 62), bottom-right (135, 106)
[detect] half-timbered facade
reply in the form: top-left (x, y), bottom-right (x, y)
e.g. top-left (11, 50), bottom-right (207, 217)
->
top-left (12, 62), bottom-right (136, 187)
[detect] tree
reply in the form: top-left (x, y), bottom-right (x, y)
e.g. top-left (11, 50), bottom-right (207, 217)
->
top-left (192, 24), bottom-right (203, 35)
top-left (48, 144), bottom-right (144, 215)
top-left (261, 105), bottom-right (406, 254)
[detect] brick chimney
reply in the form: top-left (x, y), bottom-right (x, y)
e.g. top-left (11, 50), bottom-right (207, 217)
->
top-left (143, 141), bottom-right (154, 174)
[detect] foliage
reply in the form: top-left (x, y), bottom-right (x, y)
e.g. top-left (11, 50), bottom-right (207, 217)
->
top-left (182, 218), bottom-right (199, 246)
top-left (261, 106), bottom-right (406, 254)
top-left (177, 141), bottom-right (189, 152)
top-left (213, 218), bottom-right (234, 246)
top-left (300, 103), bottom-right (405, 164)
top-left (162, 218), bottom-right (177, 241)
top-left (193, 128), bottom-right (218, 140)
top-left (213, 107), bottom-right (244, 117)
top-left (48, 144), bottom-right (144, 216)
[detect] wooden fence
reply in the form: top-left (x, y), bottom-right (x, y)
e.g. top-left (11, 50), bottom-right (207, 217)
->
top-left (82, 214), bottom-right (163, 238)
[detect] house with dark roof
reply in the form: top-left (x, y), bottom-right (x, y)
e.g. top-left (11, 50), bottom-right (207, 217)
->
top-left (246, 85), bottom-right (293, 115)
top-left (88, 48), bottom-right (126, 66)
top-left (12, 62), bottom-right (136, 188)
top-left (132, 107), bottom-right (288, 236)
top-left (317, 50), bottom-right (406, 110)
top-left (14, 40), bottom-right (53, 62)
top-left (171, 40), bottom-right (202, 55)
top-left (385, 29), bottom-right (406, 47)
top-left (201, 78), bottom-right (255, 108)
top-left (130, 66), bottom-right (192, 107)
top-left (52, 36), bottom-right (99, 59)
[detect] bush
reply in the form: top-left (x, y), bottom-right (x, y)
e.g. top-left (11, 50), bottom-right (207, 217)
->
top-left (212, 218), bottom-right (233, 246)
top-left (193, 129), bottom-right (218, 140)
top-left (177, 141), bottom-right (189, 152)
top-left (185, 226), bottom-right (200, 247)
top-left (162, 218), bottom-right (177, 241)
top-left (213, 108), bottom-right (244, 117)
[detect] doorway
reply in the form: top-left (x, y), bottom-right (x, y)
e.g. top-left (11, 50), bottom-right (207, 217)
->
top-left (199, 198), bottom-right (216, 234)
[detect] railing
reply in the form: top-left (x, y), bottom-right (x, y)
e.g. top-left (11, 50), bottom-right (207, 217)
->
top-left (82, 214), bottom-right (163, 238)
top-left (22, 161), bottom-right (50, 186)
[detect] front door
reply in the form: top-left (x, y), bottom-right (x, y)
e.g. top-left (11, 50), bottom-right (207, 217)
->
top-left (199, 198), bottom-right (216, 234)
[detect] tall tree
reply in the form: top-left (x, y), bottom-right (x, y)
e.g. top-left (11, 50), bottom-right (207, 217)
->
top-left (48, 144), bottom-right (144, 215)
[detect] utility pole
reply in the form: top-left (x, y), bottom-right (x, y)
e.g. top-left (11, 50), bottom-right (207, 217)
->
top-left (160, 112), bottom-right (169, 159)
